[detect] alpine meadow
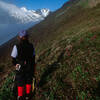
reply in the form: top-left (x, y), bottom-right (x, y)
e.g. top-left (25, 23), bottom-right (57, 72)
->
top-left (0, 0), bottom-right (100, 100)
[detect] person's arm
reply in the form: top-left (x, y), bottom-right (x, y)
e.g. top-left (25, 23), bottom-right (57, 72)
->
top-left (11, 45), bottom-right (18, 66)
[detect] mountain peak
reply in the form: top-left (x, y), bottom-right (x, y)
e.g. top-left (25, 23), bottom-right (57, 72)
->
top-left (36, 8), bottom-right (50, 17)
top-left (12, 7), bottom-right (50, 24)
top-left (21, 7), bottom-right (28, 12)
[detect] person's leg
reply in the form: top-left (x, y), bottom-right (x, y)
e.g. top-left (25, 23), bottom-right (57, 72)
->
top-left (16, 81), bottom-right (25, 100)
top-left (25, 77), bottom-right (33, 100)
top-left (15, 72), bottom-right (25, 100)
top-left (18, 86), bottom-right (24, 97)
top-left (26, 84), bottom-right (31, 94)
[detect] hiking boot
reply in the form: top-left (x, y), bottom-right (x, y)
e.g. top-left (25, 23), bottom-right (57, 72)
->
top-left (25, 94), bottom-right (32, 100)
top-left (25, 96), bottom-right (29, 100)
top-left (17, 96), bottom-right (24, 100)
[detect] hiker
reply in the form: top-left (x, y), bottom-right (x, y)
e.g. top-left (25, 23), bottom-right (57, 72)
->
top-left (11, 30), bottom-right (36, 100)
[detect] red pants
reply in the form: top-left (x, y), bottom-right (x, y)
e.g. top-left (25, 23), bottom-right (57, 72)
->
top-left (18, 84), bottom-right (31, 96)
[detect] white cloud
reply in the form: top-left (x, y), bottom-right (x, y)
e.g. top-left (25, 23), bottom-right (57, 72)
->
top-left (0, 1), bottom-right (28, 24)
top-left (0, 1), bottom-right (19, 12)
top-left (0, 1), bottom-right (33, 45)
top-left (0, 1), bottom-right (45, 24)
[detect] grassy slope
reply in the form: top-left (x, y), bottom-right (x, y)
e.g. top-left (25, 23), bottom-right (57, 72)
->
top-left (1, 0), bottom-right (100, 100)
top-left (30, 3), bottom-right (100, 100)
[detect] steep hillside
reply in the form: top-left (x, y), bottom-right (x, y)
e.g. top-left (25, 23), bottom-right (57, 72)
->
top-left (1, 0), bottom-right (100, 100)
top-left (28, 1), bottom-right (100, 99)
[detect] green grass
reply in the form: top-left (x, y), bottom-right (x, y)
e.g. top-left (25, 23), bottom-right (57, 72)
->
top-left (34, 12), bottom-right (100, 99)
top-left (0, 72), bottom-right (15, 100)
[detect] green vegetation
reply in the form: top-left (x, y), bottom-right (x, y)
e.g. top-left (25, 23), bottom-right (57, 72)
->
top-left (0, 72), bottom-right (15, 100)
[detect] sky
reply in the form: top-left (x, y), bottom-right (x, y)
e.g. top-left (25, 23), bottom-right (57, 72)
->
top-left (1, 0), bottom-right (69, 11)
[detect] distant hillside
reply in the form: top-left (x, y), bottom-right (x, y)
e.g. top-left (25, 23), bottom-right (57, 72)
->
top-left (1, 0), bottom-right (100, 100)
top-left (63, 0), bottom-right (100, 8)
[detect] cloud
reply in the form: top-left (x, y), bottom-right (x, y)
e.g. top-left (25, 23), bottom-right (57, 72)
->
top-left (0, 1), bottom-right (27, 24)
top-left (0, 1), bottom-right (18, 12)
top-left (0, 1), bottom-right (32, 45)
top-left (0, 1), bottom-right (44, 24)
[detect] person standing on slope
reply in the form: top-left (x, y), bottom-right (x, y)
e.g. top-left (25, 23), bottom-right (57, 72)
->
top-left (11, 30), bottom-right (36, 100)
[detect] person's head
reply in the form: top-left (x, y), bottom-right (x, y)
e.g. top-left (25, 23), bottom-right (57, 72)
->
top-left (18, 30), bottom-right (29, 41)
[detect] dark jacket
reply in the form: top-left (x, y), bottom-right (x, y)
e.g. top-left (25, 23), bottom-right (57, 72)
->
top-left (12, 40), bottom-right (35, 77)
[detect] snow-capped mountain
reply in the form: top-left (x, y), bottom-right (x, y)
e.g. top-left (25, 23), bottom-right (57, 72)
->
top-left (0, 1), bottom-right (50, 45)
top-left (36, 8), bottom-right (50, 17)
top-left (18, 7), bottom-right (50, 23)
top-left (10, 7), bottom-right (50, 24)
